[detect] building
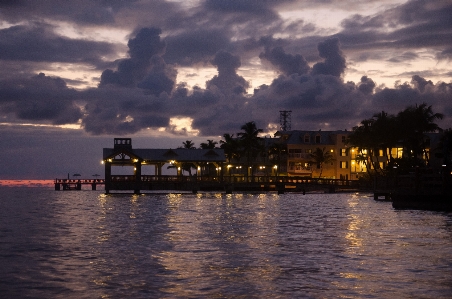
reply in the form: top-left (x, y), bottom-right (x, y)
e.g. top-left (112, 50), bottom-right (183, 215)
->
top-left (274, 130), bottom-right (444, 181)
top-left (275, 130), bottom-right (357, 180)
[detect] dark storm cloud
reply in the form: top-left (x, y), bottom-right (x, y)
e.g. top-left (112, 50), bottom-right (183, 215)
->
top-left (204, 0), bottom-right (279, 17)
top-left (0, 0), bottom-right (451, 139)
top-left (206, 51), bottom-right (250, 94)
top-left (81, 87), bottom-right (170, 135)
top-left (164, 29), bottom-right (232, 65)
top-left (358, 76), bottom-right (376, 95)
top-left (259, 46), bottom-right (310, 76)
top-left (0, 0), bottom-right (135, 25)
top-left (0, 24), bottom-right (115, 66)
top-left (99, 27), bottom-right (170, 91)
top-left (311, 38), bottom-right (346, 77)
top-left (371, 78), bottom-right (452, 122)
top-left (137, 55), bottom-right (177, 96)
top-left (336, 0), bottom-right (452, 62)
top-left (0, 73), bottom-right (82, 125)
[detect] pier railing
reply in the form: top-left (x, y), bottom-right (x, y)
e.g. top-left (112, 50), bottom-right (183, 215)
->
top-left (108, 175), bottom-right (357, 186)
top-left (55, 175), bottom-right (359, 192)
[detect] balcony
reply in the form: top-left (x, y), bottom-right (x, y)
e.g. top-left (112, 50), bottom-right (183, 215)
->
top-left (288, 166), bottom-right (312, 175)
top-left (288, 153), bottom-right (311, 159)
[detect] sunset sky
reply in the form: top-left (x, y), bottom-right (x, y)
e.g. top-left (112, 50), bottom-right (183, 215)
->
top-left (0, 0), bottom-right (451, 179)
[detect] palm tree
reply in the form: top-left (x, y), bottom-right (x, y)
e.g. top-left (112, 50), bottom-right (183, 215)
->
top-left (200, 140), bottom-right (218, 149)
top-left (181, 140), bottom-right (196, 149)
top-left (397, 103), bottom-right (443, 165)
top-left (348, 118), bottom-right (379, 176)
top-left (372, 111), bottom-right (398, 164)
top-left (309, 147), bottom-right (335, 178)
top-left (267, 141), bottom-right (286, 175)
top-left (220, 133), bottom-right (240, 163)
top-left (171, 140), bottom-right (196, 175)
top-left (237, 121), bottom-right (263, 176)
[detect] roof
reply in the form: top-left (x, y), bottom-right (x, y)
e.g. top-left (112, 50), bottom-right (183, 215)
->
top-left (280, 130), bottom-right (350, 145)
top-left (103, 147), bottom-right (226, 163)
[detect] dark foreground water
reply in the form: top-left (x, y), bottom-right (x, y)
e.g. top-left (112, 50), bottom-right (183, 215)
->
top-left (1, 187), bottom-right (451, 298)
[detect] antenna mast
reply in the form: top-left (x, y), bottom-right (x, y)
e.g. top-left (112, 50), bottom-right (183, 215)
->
top-left (279, 110), bottom-right (292, 131)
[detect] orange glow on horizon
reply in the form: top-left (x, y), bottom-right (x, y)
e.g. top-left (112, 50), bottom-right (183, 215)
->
top-left (0, 180), bottom-right (54, 187)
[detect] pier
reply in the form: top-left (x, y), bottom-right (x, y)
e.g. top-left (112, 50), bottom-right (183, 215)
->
top-left (54, 179), bottom-right (105, 190)
top-left (54, 175), bottom-right (357, 193)
top-left (103, 174), bottom-right (357, 194)
top-left (54, 137), bottom-right (359, 193)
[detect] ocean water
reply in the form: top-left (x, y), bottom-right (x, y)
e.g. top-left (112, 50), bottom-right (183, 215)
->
top-left (1, 186), bottom-right (451, 299)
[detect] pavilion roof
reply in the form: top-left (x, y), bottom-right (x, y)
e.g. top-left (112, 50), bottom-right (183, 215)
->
top-left (103, 148), bottom-right (226, 163)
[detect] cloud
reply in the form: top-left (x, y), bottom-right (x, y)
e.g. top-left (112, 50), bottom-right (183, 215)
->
top-left (0, 73), bottom-right (82, 125)
top-left (311, 38), bottom-right (346, 77)
top-left (164, 29), bottom-right (232, 66)
top-left (99, 27), bottom-right (167, 88)
top-left (0, 1), bottom-right (451, 139)
top-left (206, 50), bottom-right (250, 94)
top-left (358, 76), bottom-right (376, 95)
top-left (259, 46), bottom-right (310, 76)
top-left (335, 0), bottom-right (452, 64)
top-left (0, 23), bottom-right (114, 66)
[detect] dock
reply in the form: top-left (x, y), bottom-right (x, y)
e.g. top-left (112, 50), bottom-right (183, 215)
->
top-left (54, 179), bottom-right (105, 190)
top-left (53, 137), bottom-right (357, 194)
top-left (54, 175), bottom-right (357, 193)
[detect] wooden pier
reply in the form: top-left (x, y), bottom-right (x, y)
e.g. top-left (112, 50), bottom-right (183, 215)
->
top-left (55, 138), bottom-right (358, 194)
top-left (54, 175), bottom-right (357, 193)
top-left (54, 179), bottom-right (105, 190)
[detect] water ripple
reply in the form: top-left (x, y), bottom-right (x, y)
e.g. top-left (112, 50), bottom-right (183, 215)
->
top-left (1, 188), bottom-right (451, 298)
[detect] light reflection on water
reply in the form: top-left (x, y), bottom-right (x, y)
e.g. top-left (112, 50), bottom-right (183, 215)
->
top-left (0, 188), bottom-right (451, 298)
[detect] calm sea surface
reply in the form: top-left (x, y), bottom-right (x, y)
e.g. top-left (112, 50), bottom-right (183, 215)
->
top-left (1, 187), bottom-right (451, 299)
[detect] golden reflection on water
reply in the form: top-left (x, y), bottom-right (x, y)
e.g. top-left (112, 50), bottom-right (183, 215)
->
top-left (345, 194), bottom-right (364, 252)
top-left (97, 193), bottom-right (110, 242)
top-left (157, 193), bottom-right (282, 297)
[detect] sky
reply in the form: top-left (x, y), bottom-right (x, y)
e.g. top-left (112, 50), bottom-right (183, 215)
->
top-left (0, 0), bottom-right (451, 179)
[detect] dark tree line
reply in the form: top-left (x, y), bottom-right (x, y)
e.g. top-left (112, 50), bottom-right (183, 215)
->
top-left (174, 121), bottom-right (279, 176)
top-left (347, 103), bottom-right (444, 176)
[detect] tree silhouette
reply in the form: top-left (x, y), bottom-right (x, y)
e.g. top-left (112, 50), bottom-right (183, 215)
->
top-left (309, 147), bottom-right (335, 178)
top-left (397, 103), bottom-right (443, 166)
top-left (237, 121), bottom-right (263, 175)
top-left (220, 133), bottom-right (240, 163)
top-left (181, 140), bottom-right (196, 149)
top-left (200, 140), bottom-right (218, 149)
top-left (348, 103), bottom-right (443, 175)
top-left (170, 140), bottom-right (196, 175)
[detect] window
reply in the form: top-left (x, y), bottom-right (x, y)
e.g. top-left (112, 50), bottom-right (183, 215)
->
top-left (305, 149), bottom-right (312, 154)
top-left (289, 149), bottom-right (302, 153)
top-left (340, 161), bottom-right (348, 169)
top-left (379, 149), bottom-right (384, 157)
top-left (304, 135), bottom-right (310, 143)
top-left (341, 148), bottom-right (347, 156)
top-left (341, 136), bottom-right (346, 143)
top-left (315, 135), bottom-right (321, 143)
